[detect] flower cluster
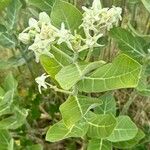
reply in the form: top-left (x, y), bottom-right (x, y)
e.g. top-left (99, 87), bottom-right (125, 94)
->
top-left (18, 12), bottom-right (77, 62)
top-left (80, 0), bottom-right (122, 49)
top-left (19, 0), bottom-right (122, 93)
top-left (81, 0), bottom-right (122, 33)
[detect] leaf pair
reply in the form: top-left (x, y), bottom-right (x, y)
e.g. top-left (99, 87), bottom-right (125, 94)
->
top-left (54, 54), bottom-right (141, 93)
top-left (0, 74), bottom-right (28, 130)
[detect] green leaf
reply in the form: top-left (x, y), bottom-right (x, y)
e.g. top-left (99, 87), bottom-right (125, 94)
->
top-left (60, 95), bottom-right (102, 127)
top-left (94, 93), bottom-right (116, 116)
top-left (0, 32), bottom-right (15, 48)
top-left (141, 0), bottom-right (150, 13)
top-left (107, 116), bottom-right (138, 142)
top-left (40, 55), bottom-right (62, 78)
top-left (0, 107), bottom-right (28, 130)
top-left (4, 73), bottom-right (18, 91)
top-left (0, 91), bottom-right (14, 116)
top-left (0, 130), bottom-right (13, 150)
top-left (0, 0), bottom-right (12, 11)
top-left (113, 129), bottom-right (145, 149)
top-left (55, 61), bottom-right (105, 90)
top-left (51, 0), bottom-right (83, 33)
top-left (0, 56), bottom-right (26, 70)
top-left (28, 0), bottom-right (55, 13)
top-left (0, 24), bottom-right (7, 32)
top-left (110, 27), bottom-right (146, 63)
top-left (0, 87), bottom-right (5, 98)
top-left (136, 75), bottom-right (150, 96)
top-left (5, 0), bottom-right (22, 30)
top-left (51, 46), bottom-right (73, 66)
top-left (88, 139), bottom-right (112, 150)
top-left (77, 54), bottom-right (142, 93)
top-left (86, 112), bottom-right (117, 139)
top-left (46, 119), bottom-right (88, 142)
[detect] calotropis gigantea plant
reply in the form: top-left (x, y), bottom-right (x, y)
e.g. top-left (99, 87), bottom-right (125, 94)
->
top-left (19, 0), bottom-right (146, 149)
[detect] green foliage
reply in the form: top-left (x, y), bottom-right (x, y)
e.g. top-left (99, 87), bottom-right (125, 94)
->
top-left (110, 27), bottom-right (146, 63)
top-left (46, 119), bottom-right (88, 142)
top-left (113, 129), bottom-right (145, 149)
top-left (88, 139), bottom-right (112, 150)
top-left (51, 0), bottom-right (83, 32)
top-left (40, 55), bottom-right (62, 78)
top-left (86, 112), bottom-right (117, 139)
top-left (5, 0), bottom-right (22, 30)
top-left (0, 32), bottom-right (15, 48)
top-left (94, 93), bottom-right (116, 115)
top-left (0, 0), bottom-right (149, 149)
top-left (27, 0), bottom-right (55, 13)
top-left (55, 61), bottom-right (105, 90)
top-left (107, 116), bottom-right (138, 142)
top-left (60, 95), bottom-right (102, 127)
top-left (0, 130), bottom-right (13, 150)
top-left (77, 54), bottom-right (142, 92)
top-left (0, 0), bottom-right (12, 11)
top-left (141, 0), bottom-right (150, 13)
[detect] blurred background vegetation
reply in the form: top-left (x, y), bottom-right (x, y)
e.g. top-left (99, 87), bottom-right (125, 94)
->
top-left (0, 0), bottom-right (150, 149)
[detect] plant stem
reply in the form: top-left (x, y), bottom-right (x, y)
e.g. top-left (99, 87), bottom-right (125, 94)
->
top-left (120, 90), bottom-right (137, 115)
top-left (85, 48), bottom-right (93, 62)
top-left (18, 45), bottom-right (35, 79)
top-left (144, 13), bottom-right (150, 34)
top-left (46, 83), bottom-right (73, 95)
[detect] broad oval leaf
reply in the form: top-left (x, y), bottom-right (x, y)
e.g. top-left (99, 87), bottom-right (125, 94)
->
top-left (0, 130), bottom-right (13, 150)
top-left (51, 46), bottom-right (73, 66)
top-left (4, 73), bottom-right (18, 91)
top-left (110, 27), bottom-right (146, 63)
top-left (0, 32), bottom-right (15, 48)
top-left (136, 75), bottom-right (150, 96)
top-left (0, 91), bottom-right (14, 116)
top-left (86, 112), bottom-right (117, 139)
top-left (107, 116), bottom-right (138, 142)
top-left (0, 107), bottom-right (28, 130)
top-left (51, 0), bottom-right (83, 33)
top-left (55, 61), bottom-right (105, 90)
top-left (60, 95), bottom-right (102, 127)
top-left (40, 55), bottom-right (62, 78)
top-left (5, 0), bottom-right (22, 30)
top-left (141, 0), bottom-right (150, 13)
top-left (27, 0), bottom-right (55, 13)
top-left (77, 54), bottom-right (142, 93)
top-left (113, 129), bottom-right (145, 149)
top-left (46, 119), bottom-right (88, 142)
top-left (94, 93), bottom-right (116, 115)
top-left (88, 139), bottom-right (112, 150)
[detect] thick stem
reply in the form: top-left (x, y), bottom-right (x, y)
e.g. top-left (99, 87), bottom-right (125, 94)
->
top-left (85, 48), bottom-right (93, 62)
top-left (46, 83), bottom-right (73, 95)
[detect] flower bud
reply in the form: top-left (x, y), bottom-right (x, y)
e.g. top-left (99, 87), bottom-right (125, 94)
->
top-left (18, 33), bottom-right (30, 44)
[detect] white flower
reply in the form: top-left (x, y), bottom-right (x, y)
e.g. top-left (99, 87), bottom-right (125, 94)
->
top-left (18, 33), bottom-right (30, 44)
top-left (85, 33), bottom-right (104, 48)
top-left (81, 2), bottom-right (122, 34)
top-left (29, 34), bottom-right (54, 63)
top-left (92, 0), bottom-right (102, 11)
top-left (28, 18), bottom-right (40, 32)
top-left (39, 12), bottom-right (51, 25)
top-left (57, 22), bottom-right (74, 50)
top-left (40, 23), bottom-right (58, 40)
top-left (35, 73), bottom-right (49, 94)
